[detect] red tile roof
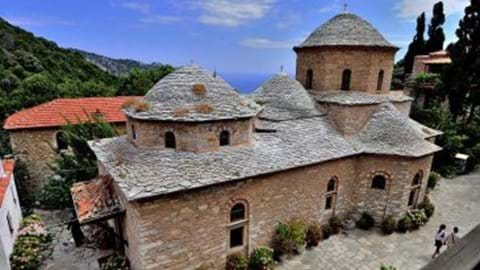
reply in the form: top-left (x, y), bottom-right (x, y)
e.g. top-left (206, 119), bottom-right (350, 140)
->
top-left (0, 159), bottom-right (15, 207)
top-left (4, 96), bottom-right (143, 130)
top-left (71, 176), bottom-right (123, 224)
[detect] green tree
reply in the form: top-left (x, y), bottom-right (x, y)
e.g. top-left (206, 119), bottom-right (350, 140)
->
top-left (426, 2), bottom-right (446, 53)
top-left (117, 65), bottom-right (174, 96)
top-left (445, 0), bottom-right (480, 120)
top-left (38, 117), bottom-right (118, 209)
top-left (404, 13), bottom-right (427, 75)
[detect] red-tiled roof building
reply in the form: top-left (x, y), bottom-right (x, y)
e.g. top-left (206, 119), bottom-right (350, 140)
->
top-left (3, 96), bottom-right (141, 191)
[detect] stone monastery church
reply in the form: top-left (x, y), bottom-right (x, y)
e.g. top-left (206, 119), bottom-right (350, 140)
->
top-left (71, 12), bottom-right (442, 269)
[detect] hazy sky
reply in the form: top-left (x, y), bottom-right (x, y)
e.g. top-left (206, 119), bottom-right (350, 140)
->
top-left (0, 0), bottom-right (470, 74)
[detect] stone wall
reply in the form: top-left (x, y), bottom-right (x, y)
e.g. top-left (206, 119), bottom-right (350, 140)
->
top-left (320, 103), bottom-right (379, 136)
top-left (9, 123), bottom-right (126, 192)
top-left (296, 47), bottom-right (396, 93)
top-left (126, 117), bottom-right (254, 152)
top-left (121, 154), bottom-right (433, 270)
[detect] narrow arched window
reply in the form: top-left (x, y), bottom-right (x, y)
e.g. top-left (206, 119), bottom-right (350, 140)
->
top-left (165, 132), bottom-right (176, 149)
top-left (56, 132), bottom-right (68, 151)
top-left (325, 177), bottom-right (338, 210)
top-left (131, 124), bottom-right (136, 140)
top-left (377, 70), bottom-right (385, 92)
top-left (220, 130), bottom-right (230, 146)
top-left (229, 203), bottom-right (248, 250)
top-left (306, 69), bottom-right (313, 89)
top-left (371, 175), bottom-right (386, 190)
top-left (409, 171), bottom-right (423, 207)
top-left (341, 69), bottom-right (352, 91)
top-left (327, 178), bottom-right (336, 192)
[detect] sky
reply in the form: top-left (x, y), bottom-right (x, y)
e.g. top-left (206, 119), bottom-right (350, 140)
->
top-left (0, 0), bottom-right (471, 75)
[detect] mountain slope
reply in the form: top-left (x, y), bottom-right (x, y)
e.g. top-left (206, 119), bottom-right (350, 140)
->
top-left (72, 49), bottom-right (163, 76)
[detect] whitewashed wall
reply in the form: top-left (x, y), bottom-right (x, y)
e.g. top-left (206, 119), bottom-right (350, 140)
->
top-left (0, 172), bottom-right (23, 270)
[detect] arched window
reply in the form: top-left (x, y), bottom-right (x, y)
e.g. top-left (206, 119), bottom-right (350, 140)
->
top-left (55, 132), bottom-right (68, 151)
top-left (327, 178), bottom-right (336, 192)
top-left (408, 172), bottom-right (423, 207)
top-left (325, 177), bottom-right (338, 210)
top-left (220, 130), bottom-right (230, 146)
top-left (229, 203), bottom-right (248, 250)
top-left (377, 70), bottom-right (385, 92)
top-left (306, 69), bottom-right (313, 89)
top-left (165, 132), bottom-right (176, 149)
top-left (131, 124), bottom-right (136, 140)
top-left (371, 175), bottom-right (387, 190)
top-left (341, 69), bottom-right (352, 91)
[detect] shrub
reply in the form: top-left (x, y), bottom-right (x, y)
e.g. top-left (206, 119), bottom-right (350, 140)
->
top-left (37, 178), bottom-right (73, 209)
top-left (226, 253), bottom-right (248, 270)
top-left (329, 216), bottom-right (343, 234)
top-left (306, 222), bottom-right (322, 247)
top-left (397, 214), bottom-right (413, 233)
top-left (380, 215), bottom-right (397, 235)
top-left (100, 254), bottom-right (130, 270)
top-left (122, 98), bottom-right (150, 112)
top-left (195, 103), bottom-right (214, 114)
top-left (287, 218), bottom-right (307, 247)
top-left (192, 83), bottom-right (207, 96)
top-left (321, 224), bottom-right (332, 240)
top-left (418, 196), bottom-right (435, 218)
top-left (10, 214), bottom-right (52, 270)
top-left (356, 212), bottom-right (375, 230)
top-left (410, 209), bottom-right (428, 229)
top-left (249, 247), bottom-right (274, 270)
top-left (428, 172), bottom-right (441, 189)
top-left (415, 72), bottom-right (440, 85)
top-left (380, 265), bottom-right (397, 270)
top-left (272, 223), bottom-right (295, 256)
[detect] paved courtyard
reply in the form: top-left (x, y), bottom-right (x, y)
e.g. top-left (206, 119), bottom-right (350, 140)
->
top-left (279, 171), bottom-right (480, 270)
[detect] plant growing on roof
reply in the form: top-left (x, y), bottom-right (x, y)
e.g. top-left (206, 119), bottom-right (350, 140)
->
top-left (122, 98), bottom-right (150, 112)
top-left (192, 83), bottom-right (207, 96)
top-left (195, 103), bottom-right (214, 114)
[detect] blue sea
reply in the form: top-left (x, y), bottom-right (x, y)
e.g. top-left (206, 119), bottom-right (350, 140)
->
top-left (219, 73), bottom-right (278, 94)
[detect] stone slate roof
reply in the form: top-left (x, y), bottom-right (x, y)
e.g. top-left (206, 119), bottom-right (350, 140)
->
top-left (310, 90), bottom-right (413, 105)
top-left (352, 104), bottom-right (441, 157)
top-left (251, 73), bottom-right (322, 121)
top-left (408, 119), bottom-right (443, 139)
top-left (124, 65), bottom-right (261, 122)
top-left (90, 105), bottom-right (440, 201)
top-left (295, 13), bottom-right (397, 50)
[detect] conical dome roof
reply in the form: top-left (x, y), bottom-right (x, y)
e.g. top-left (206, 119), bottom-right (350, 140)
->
top-left (295, 13), bottom-right (397, 49)
top-left (125, 65), bottom-right (260, 121)
top-left (252, 73), bottom-right (320, 121)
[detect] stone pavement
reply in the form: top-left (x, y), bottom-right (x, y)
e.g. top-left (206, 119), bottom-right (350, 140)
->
top-left (279, 171), bottom-right (480, 270)
top-left (38, 209), bottom-right (112, 270)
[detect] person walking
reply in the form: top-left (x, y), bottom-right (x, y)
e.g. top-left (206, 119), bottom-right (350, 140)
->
top-left (432, 224), bottom-right (447, 258)
top-left (446, 227), bottom-right (460, 248)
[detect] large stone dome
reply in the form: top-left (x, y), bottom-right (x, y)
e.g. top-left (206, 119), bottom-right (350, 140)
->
top-left (252, 73), bottom-right (320, 120)
top-left (295, 13), bottom-right (397, 49)
top-left (125, 65), bottom-right (260, 122)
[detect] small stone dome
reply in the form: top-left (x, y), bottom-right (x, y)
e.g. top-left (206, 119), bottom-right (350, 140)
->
top-left (295, 13), bottom-right (397, 49)
top-left (125, 65), bottom-right (260, 121)
top-left (252, 73), bottom-right (320, 120)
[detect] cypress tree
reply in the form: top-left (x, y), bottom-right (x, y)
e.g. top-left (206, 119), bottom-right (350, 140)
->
top-left (426, 1), bottom-right (446, 53)
top-left (445, 0), bottom-right (480, 119)
top-left (404, 13), bottom-right (427, 76)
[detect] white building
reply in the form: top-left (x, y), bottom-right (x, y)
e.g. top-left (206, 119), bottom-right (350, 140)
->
top-left (0, 159), bottom-right (22, 270)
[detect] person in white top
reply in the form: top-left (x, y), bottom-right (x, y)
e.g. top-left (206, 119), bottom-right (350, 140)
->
top-left (432, 224), bottom-right (447, 258)
top-left (446, 227), bottom-right (460, 248)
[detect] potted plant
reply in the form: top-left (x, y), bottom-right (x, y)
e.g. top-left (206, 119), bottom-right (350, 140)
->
top-left (249, 247), bottom-right (274, 270)
top-left (356, 212), bottom-right (375, 230)
top-left (380, 215), bottom-right (396, 235)
top-left (226, 253), bottom-right (248, 270)
top-left (306, 221), bottom-right (322, 248)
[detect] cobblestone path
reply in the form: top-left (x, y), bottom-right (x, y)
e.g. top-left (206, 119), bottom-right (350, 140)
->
top-left (279, 172), bottom-right (480, 270)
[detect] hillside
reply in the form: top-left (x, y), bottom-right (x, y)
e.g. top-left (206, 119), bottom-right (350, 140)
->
top-left (0, 17), bottom-right (174, 155)
top-left (72, 49), bottom-right (163, 76)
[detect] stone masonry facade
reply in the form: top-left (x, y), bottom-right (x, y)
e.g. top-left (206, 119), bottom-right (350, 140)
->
top-left (117, 154), bottom-right (433, 270)
top-left (296, 47), bottom-right (395, 93)
top-left (126, 117), bottom-right (254, 152)
top-left (9, 124), bottom-right (126, 192)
